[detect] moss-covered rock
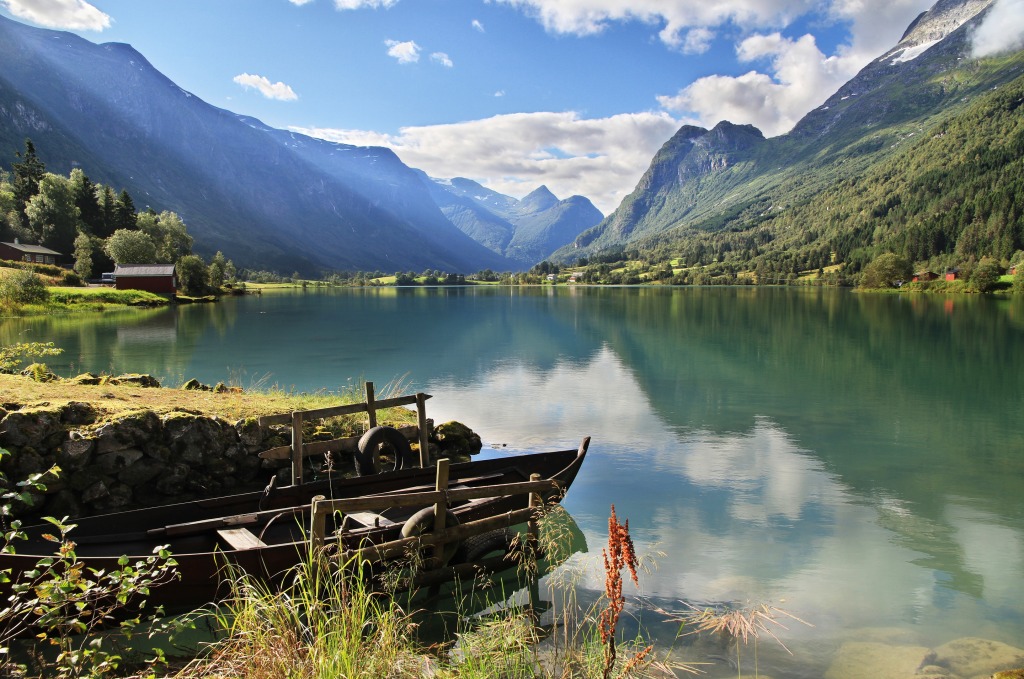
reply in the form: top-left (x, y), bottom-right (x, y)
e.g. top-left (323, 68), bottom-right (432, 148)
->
top-left (433, 421), bottom-right (483, 458)
top-left (108, 373), bottom-right (161, 388)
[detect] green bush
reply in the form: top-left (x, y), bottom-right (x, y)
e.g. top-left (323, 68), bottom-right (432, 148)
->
top-left (0, 268), bottom-right (50, 306)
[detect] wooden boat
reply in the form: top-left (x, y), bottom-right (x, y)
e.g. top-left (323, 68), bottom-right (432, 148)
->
top-left (1, 437), bottom-right (589, 615)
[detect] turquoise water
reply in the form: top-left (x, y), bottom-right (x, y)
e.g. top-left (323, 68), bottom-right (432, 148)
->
top-left (4, 286), bottom-right (1023, 676)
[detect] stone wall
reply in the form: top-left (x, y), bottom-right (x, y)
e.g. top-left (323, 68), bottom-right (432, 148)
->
top-left (0, 399), bottom-right (484, 520)
top-left (0, 401), bottom-right (291, 518)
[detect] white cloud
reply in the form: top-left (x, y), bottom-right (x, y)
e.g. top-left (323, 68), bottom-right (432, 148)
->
top-left (289, 0), bottom-right (315, 5)
top-left (385, 39), bottom-right (421, 63)
top-left (291, 110), bottom-right (683, 214)
top-left (494, 90), bottom-right (506, 97)
top-left (334, 0), bottom-right (398, 8)
top-left (681, 27), bottom-right (715, 54)
top-left (658, 32), bottom-right (854, 136)
top-left (496, 0), bottom-right (931, 136)
top-left (971, 0), bottom-right (1024, 57)
top-left (1, 0), bottom-right (110, 30)
top-left (472, 18), bottom-right (485, 32)
top-left (431, 51), bottom-right (454, 67)
top-left (232, 73), bottom-right (299, 101)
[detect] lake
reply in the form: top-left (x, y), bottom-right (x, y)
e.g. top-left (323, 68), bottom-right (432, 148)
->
top-left (3, 286), bottom-right (1023, 676)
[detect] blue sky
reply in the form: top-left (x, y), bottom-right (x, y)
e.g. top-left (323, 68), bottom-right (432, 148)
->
top-left (1, 0), bottom-right (942, 214)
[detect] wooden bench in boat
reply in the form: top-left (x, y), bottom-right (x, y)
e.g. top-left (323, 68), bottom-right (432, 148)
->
top-left (217, 527), bottom-right (267, 550)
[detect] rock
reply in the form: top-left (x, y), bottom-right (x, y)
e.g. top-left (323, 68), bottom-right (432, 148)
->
top-left (109, 373), bottom-right (161, 388)
top-left (824, 641), bottom-right (931, 679)
top-left (182, 378), bottom-right (210, 391)
top-left (433, 421), bottom-right (483, 457)
top-left (925, 637), bottom-right (1024, 678)
top-left (59, 401), bottom-right (97, 425)
top-left (235, 418), bottom-right (265, 448)
top-left (58, 437), bottom-right (95, 470)
top-left (0, 406), bottom-right (65, 448)
top-left (154, 463), bottom-right (190, 496)
top-left (81, 479), bottom-right (110, 503)
top-left (96, 448), bottom-right (144, 474)
top-left (67, 372), bottom-right (103, 385)
top-left (117, 458), bottom-right (165, 487)
top-left (993, 670), bottom-right (1024, 679)
top-left (94, 411), bottom-right (161, 454)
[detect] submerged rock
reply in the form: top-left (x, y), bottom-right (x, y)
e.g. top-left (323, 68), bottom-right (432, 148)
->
top-left (925, 637), bottom-right (1024, 678)
top-left (824, 641), bottom-right (931, 679)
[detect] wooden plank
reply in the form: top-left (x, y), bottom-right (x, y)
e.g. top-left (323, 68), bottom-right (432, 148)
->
top-left (432, 459), bottom-right (450, 564)
top-left (151, 505), bottom-right (305, 538)
top-left (291, 411), bottom-right (304, 485)
top-left (258, 424), bottom-right (421, 460)
top-left (366, 381), bottom-right (378, 429)
top-left (217, 527), bottom-right (267, 550)
top-left (312, 478), bottom-right (557, 515)
top-left (310, 495), bottom-right (327, 551)
top-left (258, 393), bottom-right (432, 426)
top-left (416, 393), bottom-right (430, 468)
top-left (345, 511), bottom-right (397, 528)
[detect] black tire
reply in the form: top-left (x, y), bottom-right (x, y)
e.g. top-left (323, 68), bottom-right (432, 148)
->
top-left (452, 528), bottom-right (518, 564)
top-left (355, 426), bottom-right (415, 476)
top-left (400, 505), bottom-right (461, 566)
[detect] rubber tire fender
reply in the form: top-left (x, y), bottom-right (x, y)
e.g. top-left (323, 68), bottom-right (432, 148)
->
top-left (400, 505), bottom-right (461, 566)
top-left (355, 425), bottom-right (415, 476)
top-left (452, 528), bottom-right (519, 565)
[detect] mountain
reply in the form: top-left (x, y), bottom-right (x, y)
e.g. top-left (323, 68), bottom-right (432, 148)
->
top-left (420, 175), bottom-right (603, 268)
top-left (556, 0), bottom-right (1024, 273)
top-left (0, 15), bottom-right (513, 275)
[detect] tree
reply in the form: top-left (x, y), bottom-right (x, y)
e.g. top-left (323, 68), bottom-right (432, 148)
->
top-left (113, 190), bottom-right (137, 231)
top-left (11, 139), bottom-right (45, 229)
top-left (104, 228), bottom-right (157, 264)
top-left (1014, 265), bottom-right (1024, 296)
top-left (971, 257), bottom-right (1001, 292)
top-left (208, 251), bottom-right (227, 287)
top-left (96, 185), bottom-right (118, 238)
top-left (69, 169), bottom-right (102, 235)
top-left (73, 232), bottom-right (94, 280)
top-left (25, 173), bottom-right (80, 253)
top-left (177, 254), bottom-right (209, 296)
top-left (137, 210), bottom-right (193, 263)
top-left (859, 253), bottom-right (912, 289)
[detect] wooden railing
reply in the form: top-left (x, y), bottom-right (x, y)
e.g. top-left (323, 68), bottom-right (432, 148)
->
top-left (309, 459), bottom-right (551, 576)
top-left (258, 381), bottom-right (432, 485)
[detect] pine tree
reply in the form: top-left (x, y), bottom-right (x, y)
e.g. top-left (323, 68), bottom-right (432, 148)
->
top-left (11, 139), bottom-right (45, 231)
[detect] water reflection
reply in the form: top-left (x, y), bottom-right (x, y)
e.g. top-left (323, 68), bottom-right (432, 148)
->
top-left (3, 287), bottom-right (1023, 661)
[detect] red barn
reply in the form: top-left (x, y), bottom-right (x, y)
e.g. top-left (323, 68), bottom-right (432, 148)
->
top-left (0, 240), bottom-right (61, 266)
top-left (912, 270), bottom-right (938, 282)
top-left (945, 269), bottom-right (960, 281)
top-left (113, 264), bottom-right (177, 294)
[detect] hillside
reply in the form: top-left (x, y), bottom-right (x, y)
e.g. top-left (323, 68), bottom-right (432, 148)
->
top-left (421, 176), bottom-right (603, 268)
top-left (555, 0), bottom-right (1024, 275)
top-left (0, 15), bottom-right (513, 275)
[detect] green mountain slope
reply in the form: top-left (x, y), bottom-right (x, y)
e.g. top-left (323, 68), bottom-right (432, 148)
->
top-left (555, 2), bottom-right (1024, 276)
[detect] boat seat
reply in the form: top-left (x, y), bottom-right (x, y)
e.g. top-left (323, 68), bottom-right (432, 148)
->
top-left (217, 527), bottom-right (267, 550)
top-left (345, 511), bottom-right (397, 528)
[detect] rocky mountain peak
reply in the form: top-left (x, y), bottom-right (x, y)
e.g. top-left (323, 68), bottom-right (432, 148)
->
top-left (898, 0), bottom-right (993, 48)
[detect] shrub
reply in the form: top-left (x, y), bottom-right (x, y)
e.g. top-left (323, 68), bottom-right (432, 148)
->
top-left (0, 268), bottom-right (50, 306)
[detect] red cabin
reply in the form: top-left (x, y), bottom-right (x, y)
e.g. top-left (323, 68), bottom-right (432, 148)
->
top-left (113, 264), bottom-right (177, 294)
top-left (0, 240), bottom-right (61, 266)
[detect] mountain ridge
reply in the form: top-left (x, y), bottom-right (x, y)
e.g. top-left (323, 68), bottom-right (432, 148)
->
top-left (0, 14), bottom-right (516, 274)
top-left (555, 0), bottom-right (1023, 273)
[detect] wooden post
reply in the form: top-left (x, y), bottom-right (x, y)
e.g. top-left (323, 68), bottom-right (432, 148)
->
top-left (527, 472), bottom-right (543, 625)
top-left (431, 458), bottom-right (450, 567)
top-left (365, 381), bottom-right (378, 429)
top-left (291, 411), bottom-right (304, 486)
top-left (310, 494), bottom-right (326, 553)
top-left (416, 392), bottom-right (430, 468)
